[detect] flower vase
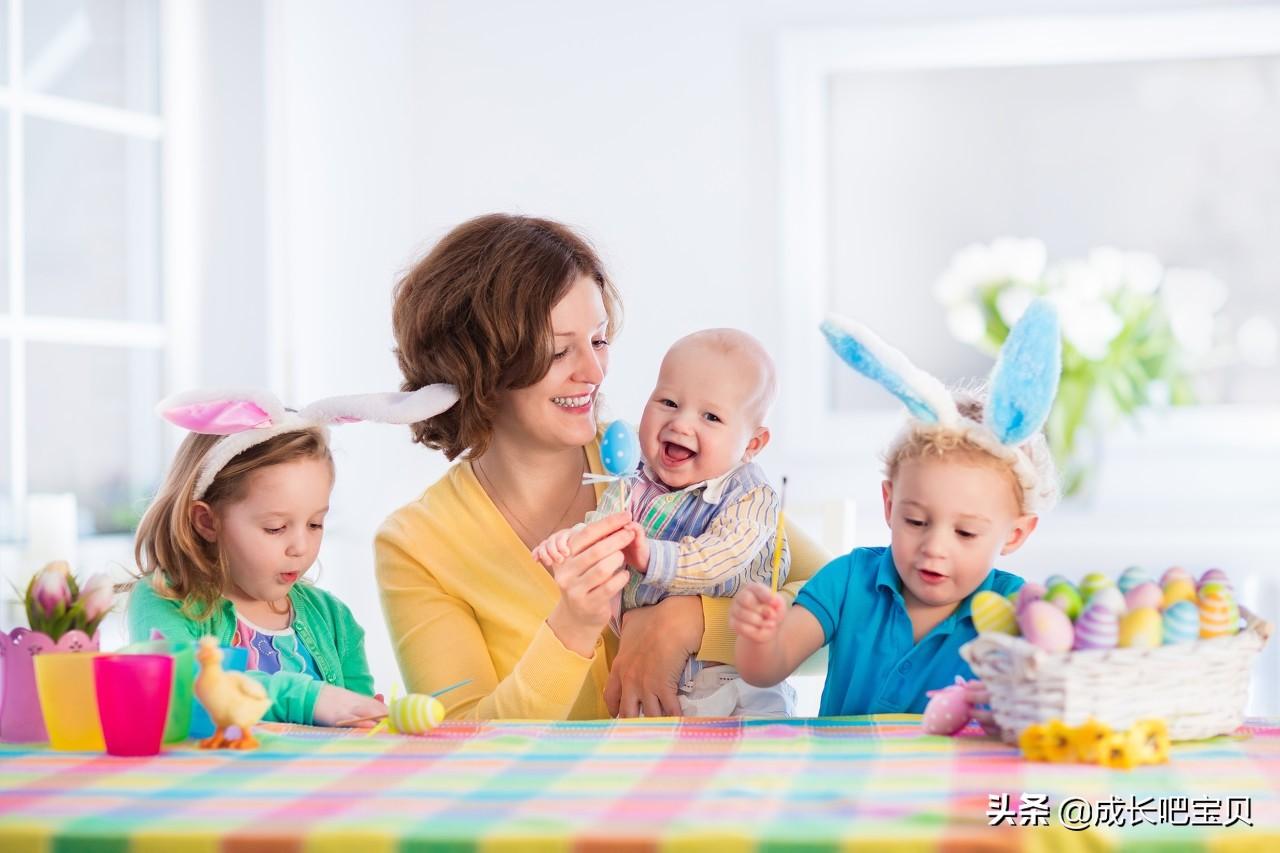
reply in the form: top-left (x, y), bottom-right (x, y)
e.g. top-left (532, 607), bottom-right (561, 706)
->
top-left (0, 628), bottom-right (99, 742)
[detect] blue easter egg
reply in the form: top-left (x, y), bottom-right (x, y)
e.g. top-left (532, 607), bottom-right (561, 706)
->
top-left (600, 420), bottom-right (641, 477)
top-left (1162, 600), bottom-right (1201, 644)
top-left (1118, 565), bottom-right (1151, 595)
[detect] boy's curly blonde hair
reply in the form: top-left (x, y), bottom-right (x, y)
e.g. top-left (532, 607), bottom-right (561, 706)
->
top-left (882, 384), bottom-right (1059, 515)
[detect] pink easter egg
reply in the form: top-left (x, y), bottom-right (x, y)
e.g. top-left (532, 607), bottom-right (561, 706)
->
top-left (922, 684), bottom-right (972, 735)
top-left (1124, 581), bottom-right (1163, 612)
top-left (1015, 582), bottom-right (1047, 615)
top-left (1161, 566), bottom-right (1193, 586)
top-left (1073, 602), bottom-right (1119, 650)
top-left (1019, 600), bottom-right (1074, 653)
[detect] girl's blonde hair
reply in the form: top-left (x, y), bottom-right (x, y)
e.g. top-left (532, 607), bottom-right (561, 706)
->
top-left (132, 428), bottom-right (332, 620)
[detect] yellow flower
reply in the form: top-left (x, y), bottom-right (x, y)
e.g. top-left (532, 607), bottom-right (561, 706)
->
top-left (1019, 724), bottom-right (1048, 761)
top-left (1071, 719), bottom-right (1113, 764)
top-left (1131, 719), bottom-right (1170, 765)
top-left (1042, 720), bottom-right (1077, 763)
top-left (1099, 731), bottom-right (1140, 770)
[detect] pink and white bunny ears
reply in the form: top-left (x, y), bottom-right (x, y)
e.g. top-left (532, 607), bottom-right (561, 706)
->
top-left (158, 385), bottom-right (459, 499)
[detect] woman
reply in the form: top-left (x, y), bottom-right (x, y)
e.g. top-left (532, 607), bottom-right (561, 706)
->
top-left (375, 214), bottom-right (826, 719)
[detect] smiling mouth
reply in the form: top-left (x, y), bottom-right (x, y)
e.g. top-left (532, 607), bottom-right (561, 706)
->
top-left (661, 441), bottom-right (696, 466)
top-left (552, 393), bottom-right (593, 410)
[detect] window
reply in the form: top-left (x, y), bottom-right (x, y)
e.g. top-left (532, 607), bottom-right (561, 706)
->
top-left (1, 0), bottom-right (166, 542)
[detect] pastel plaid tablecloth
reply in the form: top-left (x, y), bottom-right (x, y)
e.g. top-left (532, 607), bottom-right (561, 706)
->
top-left (1, 716), bottom-right (1277, 852)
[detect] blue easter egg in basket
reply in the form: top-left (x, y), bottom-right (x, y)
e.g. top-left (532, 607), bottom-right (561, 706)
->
top-left (600, 420), bottom-right (641, 477)
top-left (1162, 600), bottom-right (1201, 645)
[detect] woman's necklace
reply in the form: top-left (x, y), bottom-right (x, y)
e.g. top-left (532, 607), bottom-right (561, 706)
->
top-left (474, 455), bottom-right (588, 548)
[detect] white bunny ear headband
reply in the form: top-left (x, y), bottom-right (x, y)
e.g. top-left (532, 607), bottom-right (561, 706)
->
top-left (820, 299), bottom-right (1063, 513)
top-left (157, 385), bottom-right (460, 500)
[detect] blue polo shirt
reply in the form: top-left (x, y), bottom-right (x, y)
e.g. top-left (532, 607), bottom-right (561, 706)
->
top-left (795, 546), bottom-right (1023, 716)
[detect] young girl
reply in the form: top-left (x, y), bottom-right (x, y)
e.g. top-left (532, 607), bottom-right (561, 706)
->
top-left (128, 386), bottom-right (457, 727)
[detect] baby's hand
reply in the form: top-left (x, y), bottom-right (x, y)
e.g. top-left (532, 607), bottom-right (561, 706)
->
top-left (962, 679), bottom-right (1004, 739)
top-left (621, 522), bottom-right (650, 573)
top-left (729, 581), bottom-right (786, 643)
top-left (313, 685), bottom-right (389, 728)
top-left (532, 526), bottom-right (579, 568)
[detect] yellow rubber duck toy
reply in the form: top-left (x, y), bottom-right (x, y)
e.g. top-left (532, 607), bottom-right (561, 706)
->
top-left (193, 637), bottom-right (271, 749)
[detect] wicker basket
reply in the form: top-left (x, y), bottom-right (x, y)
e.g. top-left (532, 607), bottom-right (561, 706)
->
top-left (960, 607), bottom-right (1272, 743)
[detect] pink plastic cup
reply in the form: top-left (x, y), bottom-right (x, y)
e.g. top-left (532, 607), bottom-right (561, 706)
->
top-left (93, 654), bottom-right (174, 756)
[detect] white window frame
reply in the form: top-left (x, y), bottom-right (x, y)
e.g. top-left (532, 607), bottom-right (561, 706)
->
top-left (776, 7), bottom-right (1280, 465)
top-left (0, 0), bottom-right (198, 540)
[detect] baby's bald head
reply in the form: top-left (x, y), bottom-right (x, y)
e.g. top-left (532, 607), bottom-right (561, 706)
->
top-left (665, 328), bottom-right (777, 425)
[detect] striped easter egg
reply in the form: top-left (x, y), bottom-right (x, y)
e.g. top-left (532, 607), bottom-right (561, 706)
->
top-left (1162, 578), bottom-right (1197, 610)
top-left (1198, 567), bottom-right (1231, 591)
top-left (1117, 566), bottom-right (1151, 595)
top-left (1124, 581), bottom-right (1163, 612)
top-left (1162, 600), bottom-right (1201, 644)
top-left (1198, 592), bottom-right (1235, 639)
top-left (1088, 586), bottom-right (1127, 614)
top-left (1073, 602), bottom-right (1119, 650)
top-left (1079, 572), bottom-right (1114, 603)
top-left (971, 590), bottom-right (1018, 635)
top-left (1044, 574), bottom-right (1072, 591)
top-left (1161, 566), bottom-right (1193, 587)
top-left (1198, 583), bottom-right (1241, 635)
top-left (389, 694), bottom-right (446, 734)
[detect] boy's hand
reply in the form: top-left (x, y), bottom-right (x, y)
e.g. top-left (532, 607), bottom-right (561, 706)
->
top-left (621, 522), bottom-right (650, 573)
top-left (729, 582), bottom-right (786, 643)
top-left (313, 685), bottom-right (389, 728)
top-left (532, 525), bottom-right (580, 568)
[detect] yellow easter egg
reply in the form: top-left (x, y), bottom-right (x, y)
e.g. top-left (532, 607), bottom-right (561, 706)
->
top-left (389, 694), bottom-right (446, 734)
top-left (1198, 592), bottom-right (1235, 639)
top-left (1161, 578), bottom-right (1197, 609)
top-left (971, 590), bottom-right (1018, 635)
top-left (1118, 607), bottom-right (1163, 648)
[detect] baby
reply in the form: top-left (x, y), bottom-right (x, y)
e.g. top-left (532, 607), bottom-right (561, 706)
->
top-left (535, 328), bottom-right (793, 717)
top-left (731, 300), bottom-right (1062, 719)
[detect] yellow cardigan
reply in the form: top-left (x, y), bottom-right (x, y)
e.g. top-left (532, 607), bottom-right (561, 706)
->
top-left (375, 439), bottom-right (828, 720)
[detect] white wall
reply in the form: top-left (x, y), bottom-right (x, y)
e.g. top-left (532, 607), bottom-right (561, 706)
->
top-left (255, 0), bottom-right (1279, 707)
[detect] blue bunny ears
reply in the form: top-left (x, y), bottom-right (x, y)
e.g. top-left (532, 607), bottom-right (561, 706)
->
top-left (820, 299), bottom-right (1063, 511)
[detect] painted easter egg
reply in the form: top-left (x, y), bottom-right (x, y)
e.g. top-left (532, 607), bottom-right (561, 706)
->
top-left (1118, 607), bottom-right (1163, 648)
top-left (1073, 602), bottom-right (1119, 650)
top-left (389, 694), bottom-right (446, 734)
top-left (1088, 586), bottom-right (1127, 614)
top-left (1044, 574), bottom-right (1071, 591)
top-left (1044, 582), bottom-right (1083, 621)
top-left (1015, 582), bottom-right (1047, 615)
top-left (1198, 568), bottom-right (1231, 592)
top-left (1124, 582), bottom-right (1163, 613)
top-left (1079, 572), bottom-right (1114, 603)
top-left (1198, 591), bottom-right (1236, 639)
top-left (1197, 580), bottom-right (1231, 602)
top-left (1019, 601), bottom-right (1074, 652)
top-left (1117, 566), bottom-right (1151, 595)
top-left (1162, 600), bottom-right (1201, 645)
top-left (1161, 566), bottom-right (1193, 587)
top-left (600, 420), bottom-right (641, 477)
top-left (1161, 578), bottom-right (1197, 610)
top-left (971, 590), bottom-right (1019, 635)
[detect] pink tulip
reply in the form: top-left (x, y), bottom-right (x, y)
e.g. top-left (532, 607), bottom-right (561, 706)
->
top-left (78, 573), bottom-right (115, 623)
top-left (30, 563), bottom-right (72, 617)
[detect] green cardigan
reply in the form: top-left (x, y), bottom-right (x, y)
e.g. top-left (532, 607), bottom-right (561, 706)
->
top-left (127, 579), bottom-right (375, 725)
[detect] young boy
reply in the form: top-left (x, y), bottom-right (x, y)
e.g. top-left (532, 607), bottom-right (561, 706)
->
top-left (534, 328), bottom-right (793, 717)
top-left (730, 301), bottom-right (1061, 716)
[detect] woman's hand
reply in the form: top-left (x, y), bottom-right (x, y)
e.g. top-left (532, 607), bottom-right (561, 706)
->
top-left (605, 595), bottom-right (703, 717)
top-left (545, 512), bottom-right (635, 657)
top-left (313, 685), bottom-right (389, 728)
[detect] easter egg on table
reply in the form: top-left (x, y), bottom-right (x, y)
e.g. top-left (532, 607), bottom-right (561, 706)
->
top-left (971, 590), bottom-right (1019, 635)
top-left (1198, 592), bottom-right (1237, 639)
top-left (1124, 582), bottom-right (1163, 613)
top-left (1088, 586), bottom-right (1127, 614)
top-left (1161, 566), bottom-right (1193, 587)
top-left (1019, 601), bottom-right (1074, 652)
top-left (1117, 566), bottom-right (1151, 595)
top-left (1015, 582), bottom-right (1047, 615)
top-left (1162, 578), bottom-right (1197, 610)
top-left (1079, 573), bottom-right (1114, 603)
top-left (600, 420), bottom-right (641, 477)
top-left (1073, 602), bottom-right (1119, 650)
top-left (388, 694), bottom-right (446, 734)
top-left (1118, 607), bottom-right (1163, 648)
top-left (1198, 568), bottom-right (1231, 591)
top-left (1045, 582), bottom-right (1083, 620)
top-left (1162, 600), bottom-right (1201, 645)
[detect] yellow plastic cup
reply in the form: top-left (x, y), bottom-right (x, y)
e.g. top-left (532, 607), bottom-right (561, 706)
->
top-left (33, 652), bottom-right (105, 751)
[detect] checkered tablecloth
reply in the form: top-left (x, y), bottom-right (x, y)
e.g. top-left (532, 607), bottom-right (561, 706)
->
top-left (1, 716), bottom-right (1276, 851)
